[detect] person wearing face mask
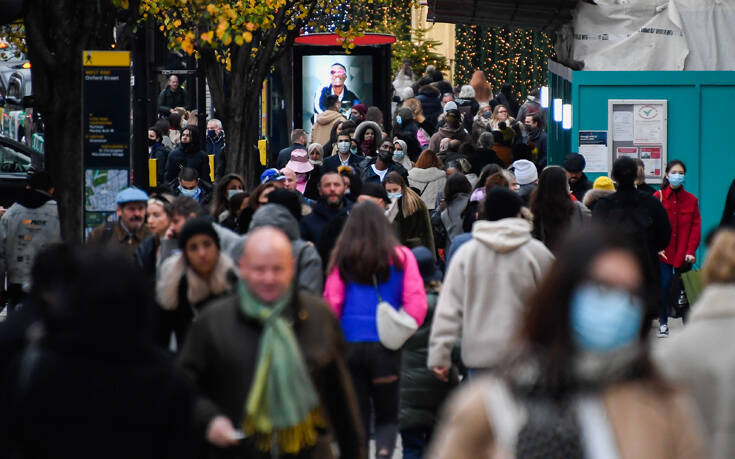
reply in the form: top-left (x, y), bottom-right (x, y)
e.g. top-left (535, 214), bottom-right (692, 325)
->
top-left (323, 132), bottom-right (363, 173)
top-left (384, 172), bottom-right (435, 256)
top-left (354, 120), bottom-right (383, 157)
top-left (654, 160), bottom-right (701, 337)
top-left (394, 107), bottom-right (422, 162)
top-left (210, 173), bottom-right (245, 222)
top-left (392, 139), bottom-right (413, 172)
top-left (360, 140), bottom-right (409, 185)
top-left (524, 113), bottom-right (547, 168)
top-left (164, 125), bottom-right (211, 184)
top-left (147, 126), bottom-right (171, 188)
top-left (171, 167), bottom-right (213, 207)
top-left (471, 104), bottom-right (493, 138)
top-left (428, 227), bottom-right (705, 459)
top-left (206, 119), bottom-right (227, 181)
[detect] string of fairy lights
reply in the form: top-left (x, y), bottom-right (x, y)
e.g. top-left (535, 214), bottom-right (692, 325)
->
top-left (455, 25), bottom-right (556, 102)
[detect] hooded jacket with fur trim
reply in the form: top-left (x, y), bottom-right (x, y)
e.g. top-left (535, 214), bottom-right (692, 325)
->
top-left (428, 218), bottom-right (554, 369)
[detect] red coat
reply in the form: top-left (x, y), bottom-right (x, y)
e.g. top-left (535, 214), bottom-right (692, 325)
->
top-left (655, 186), bottom-right (701, 268)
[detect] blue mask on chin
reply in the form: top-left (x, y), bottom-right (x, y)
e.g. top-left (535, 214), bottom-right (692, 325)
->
top-left (570, 283), bottom-right (643, 353)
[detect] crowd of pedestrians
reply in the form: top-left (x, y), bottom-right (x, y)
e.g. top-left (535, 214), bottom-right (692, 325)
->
top-left (0, 63), bottom-right (734, 459)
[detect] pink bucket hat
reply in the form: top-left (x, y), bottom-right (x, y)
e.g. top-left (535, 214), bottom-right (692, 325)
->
top-left (286, 148), bottom-right (314, 174)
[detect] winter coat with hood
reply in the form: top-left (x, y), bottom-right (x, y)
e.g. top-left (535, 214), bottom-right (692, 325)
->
top-left (310, 109), bottom-right (347, 147)
top-left (179, 288), bottom-right (366, 459)
top-left (416, 85), bottom-right (442, 129)
top-left (354, 120), bottom-right (384, 157)
top-left (428, 124), bottom-right (472, 156)
top-left (655, 284), bottom-right (735, 459)
top-left (428, 218), bottom-right (554, 369)
top-left (0, 189), bottom-right (61, 290)
top-left (655, 185), bottom-right (701, 269)
top-left (408, 167), bottom-right (446, 211)
top-left (248, 204), bottom-right (324, 295)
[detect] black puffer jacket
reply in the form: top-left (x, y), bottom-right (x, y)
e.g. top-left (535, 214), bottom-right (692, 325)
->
top-left (399, 290), bottom-right (458, 431)
top-left (416, 85), bottom-right (442, 130)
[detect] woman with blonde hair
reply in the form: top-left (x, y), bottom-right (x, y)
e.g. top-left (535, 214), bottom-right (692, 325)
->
top-left (656, 228), bottom-right (735, 459)
top-left (489, 104), bottom-right (515, 131)
top-left (384, 171), bottom-right (435, 255)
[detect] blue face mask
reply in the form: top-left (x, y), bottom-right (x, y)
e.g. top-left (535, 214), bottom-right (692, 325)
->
top-left (179, 185), bottom-right (199, 198)
top-left (350, 146), bottom-right (358, 155)
top-left (396, 115), bottom-right (403, 126)
top-left (570, 283), bottom-right (643, 353)
top-left (668, 173), bottom-right (685, 188)
top-left (393, 151), bottom-right (405, 162)
top-left (227, 189), bottom-right (242, 200)
top-left (387, 192), bottom-right (402, 201)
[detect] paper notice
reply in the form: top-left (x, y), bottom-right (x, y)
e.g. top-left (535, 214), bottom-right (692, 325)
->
top-left (640, 146), bottom-right (662, 177)
top-left (578, 131), bottom-right (609, 173)
top-left (634, 104), bottom-right (664, 144)
top-left (616, 147), bottom-right (638, 159)
top-left (613, 111), bottom-right (634, 141)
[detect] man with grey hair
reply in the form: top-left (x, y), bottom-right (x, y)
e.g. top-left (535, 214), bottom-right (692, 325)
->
top-left (158, 74), bottom-right (188, 117)
top-left (206, 118), bottom-right (226, 180)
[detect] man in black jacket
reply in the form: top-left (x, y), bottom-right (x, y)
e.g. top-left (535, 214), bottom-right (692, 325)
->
top-left (300, 171), bottom-right (352, 245)
top-left (157, 75), bottom-right (188, 117)
top-left (276, 129), bottom-right (308, 169)
top-left (323, 131), bottom-right (362, 173)
top-left (564, 153), bottom-right (593, 202)
top-left (593, 156), bottom-right (671, 306)
top-left (178, 228), bottom-right (365, 458)
top-left (147, 126), bottom-right (170, 187)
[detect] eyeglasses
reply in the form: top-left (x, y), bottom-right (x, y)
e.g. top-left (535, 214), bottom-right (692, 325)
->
top-left (330, 69), bottom-right (346, 76)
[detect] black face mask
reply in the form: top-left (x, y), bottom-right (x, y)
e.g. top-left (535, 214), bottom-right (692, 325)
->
top-left (146, 137), bottom-right (157, 146)
top-left (377, 149), bottom-right (393, 163)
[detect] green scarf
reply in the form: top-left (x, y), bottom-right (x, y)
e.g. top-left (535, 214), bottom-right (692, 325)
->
top-left (237, 281), bottom-right (324, 454)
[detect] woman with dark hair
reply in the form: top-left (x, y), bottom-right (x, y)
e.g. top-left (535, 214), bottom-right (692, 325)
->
top-left (384, 171), bottom-right (435, 255)
top-left (408, 149), bottom-right (446, 210)
top-left (354, 120), bottom-right (383, 157)
top-left (428, 227), bottom-right (705, 458)
top-left (530, 166), bottom-right (590, 253)
top-left (324, 202), bottom-right (427, 459)
top-left (210, 173), bottom-right (245, 221)
top-left (654, 159), bottom-right (701, 337)
top-left (163, 125), bottom-right (211, 184)
top-left (720, 177), bottom-right (735, 228)
top-left (219, 191), bottom-right (249, 232)
top-left (157, 218), bottom-right (238, 349)
top-left (154, 117), bottom-right (175, 151)
top-left (236, 182), bottom-right (278, 234)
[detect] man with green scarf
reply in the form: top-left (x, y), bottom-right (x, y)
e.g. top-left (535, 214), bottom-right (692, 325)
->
top-left (179, 227), bottom-right (365, 458)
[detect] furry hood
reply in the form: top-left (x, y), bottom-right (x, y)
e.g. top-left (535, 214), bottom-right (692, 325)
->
top-left (583, 188), bottom-right (615, 208)
top-left (354, 120), bottom-right (384, 144)
top-left (157, 251), bottom-right (238, 311)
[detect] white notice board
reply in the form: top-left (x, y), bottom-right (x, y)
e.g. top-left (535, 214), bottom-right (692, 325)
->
top-left (608, 100), bottom-right (668, 184)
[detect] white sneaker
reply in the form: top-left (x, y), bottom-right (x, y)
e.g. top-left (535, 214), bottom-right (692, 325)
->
top-left (658, 324), bottom-right (669, 338)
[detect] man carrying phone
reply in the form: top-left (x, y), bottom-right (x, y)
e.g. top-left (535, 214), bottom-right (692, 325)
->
top-left (178, 227), bottom-right (365, 458)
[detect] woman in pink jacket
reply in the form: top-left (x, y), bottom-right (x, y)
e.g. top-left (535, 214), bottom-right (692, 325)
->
top-left (324, 201), bottom-right (427, 459)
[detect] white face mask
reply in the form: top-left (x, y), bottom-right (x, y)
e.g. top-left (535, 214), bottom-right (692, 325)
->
top-left (337, 141), bottom-right (351, 154)
top-left (181, 119), bottom-right (188, 128)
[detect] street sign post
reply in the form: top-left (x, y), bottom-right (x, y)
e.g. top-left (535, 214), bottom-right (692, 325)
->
top-left (81, 50), bottom-right (131, 238)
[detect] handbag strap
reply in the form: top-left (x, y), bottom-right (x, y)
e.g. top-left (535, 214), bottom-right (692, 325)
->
top-left (371, 275), bottom-right (384, 303)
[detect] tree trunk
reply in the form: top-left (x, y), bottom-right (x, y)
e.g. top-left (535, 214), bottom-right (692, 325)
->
top-left (24, 0), bottom-right (116, 242)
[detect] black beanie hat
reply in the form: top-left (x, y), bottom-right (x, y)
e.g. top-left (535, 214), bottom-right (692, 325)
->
top-left (484, 187), bottom-right (523, 222)
top-left (360, 182), bottom-right (390, 203)
top-left (178, 217), bottom-right (220, 251)
top-left (267, 188), bottom-right (302, 221)
top-left (563, 153), bottom-right (586, 173)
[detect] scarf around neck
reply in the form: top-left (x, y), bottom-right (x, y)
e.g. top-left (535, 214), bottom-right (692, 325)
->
top-left (237, 281), bottom-right (324, 454)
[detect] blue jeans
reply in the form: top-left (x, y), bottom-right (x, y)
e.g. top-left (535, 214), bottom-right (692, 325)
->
top-left (659, 262), bottom-right (674, 326)
top-left (401, 428), bottom-right (432, 459)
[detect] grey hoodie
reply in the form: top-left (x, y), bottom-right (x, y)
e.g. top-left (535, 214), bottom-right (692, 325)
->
top-left (428, 218), bottom-right (554, 369)
top-left (249, 204), bottom-right (323, 294)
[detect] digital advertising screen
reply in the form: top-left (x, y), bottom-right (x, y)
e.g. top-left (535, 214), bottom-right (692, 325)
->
top-left (301, 54), bottom-right (374, 136)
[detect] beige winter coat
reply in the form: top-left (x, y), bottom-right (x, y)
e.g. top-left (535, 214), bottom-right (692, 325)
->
top-left (428, 377), bottom-right (705, 459)
top-left (310, 110), bottom-right (346, 146)
top-left (654, 284), bottom-right (735, 459)
top-left (427, 218), bottom-right (554, 370)
top-left (408, 167), bottom-right (447, 211)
